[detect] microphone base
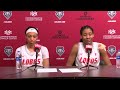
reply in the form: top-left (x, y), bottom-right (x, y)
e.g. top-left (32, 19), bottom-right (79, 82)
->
top-left (79, 64), bottom-right (98, 69)
top-left (27, 64), bottom-right (44, 70)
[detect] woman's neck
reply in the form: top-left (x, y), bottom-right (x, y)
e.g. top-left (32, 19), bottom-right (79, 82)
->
top-left (26, 44), bottom-right (35, 52)
top-left (83, 42), bottom-right (93, 48)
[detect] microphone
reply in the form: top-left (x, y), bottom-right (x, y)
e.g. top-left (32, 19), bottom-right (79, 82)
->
top-left (27, 44), bottom-right (42, 70)
top-left (80, 44), bottom-right (98, 69)
top-left (86, 44), bottom-right (92, 54)
top-left (34, 44), bottom-right (41, 59)
top-left (34, 44), bottom-right (41, 53)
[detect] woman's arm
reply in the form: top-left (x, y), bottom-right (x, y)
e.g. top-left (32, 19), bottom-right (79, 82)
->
top-left (42, 46), bottom-right (50, 68)
top-left (98, 43), bottom-right (112, 65)
top-left (43, 58), bottom-right (49, 68)
top-left (66, 43), bottom-right (78, 66)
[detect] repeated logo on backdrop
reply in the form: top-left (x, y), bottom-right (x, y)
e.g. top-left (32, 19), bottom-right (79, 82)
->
top-left (3, 11), bottom-right (12, 20)
top-left (107, 11), bottom-right (116, 22)
top-left (105, 11), bottom-right (118, 62)
top-left (55, 11), bottom-right (64, 20)
top-left (4, 46), bottom-right (13, 57)
top-left (3, 11), bottom-right (12, 23)
top-left (0, 30), bottom-right (17, 40)
top-left (56, 46), bottom-right (65, 60)
top-left (0, 11), bottom-right (120, 66)
top-left (56, 46), bottom-right (65, 56)
top-left (78, 11), bottom-right (94, 20)
top-left (3, 46), bottom-right (14, 60)
top-left (107, 45), bottom-right (116, 59)
top-left (54, 11), bottom-right (65, 23)
top-left (103, 29), bottom-right (120, 39)
top-left (52, 30), bottom-right (69, 39)
top-left (25, 11), bottom-right (43, 21)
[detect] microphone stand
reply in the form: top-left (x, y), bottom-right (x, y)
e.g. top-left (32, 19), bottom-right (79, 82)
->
top-left (80, 50), bottom-right (98, 70)
top-left (27, 49), bottom-right (43, 70)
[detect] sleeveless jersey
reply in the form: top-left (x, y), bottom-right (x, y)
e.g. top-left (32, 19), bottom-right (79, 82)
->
top-left (15, 45), bottom-right (49, 68)
top-left (75, 42), bottom-right (100, 67)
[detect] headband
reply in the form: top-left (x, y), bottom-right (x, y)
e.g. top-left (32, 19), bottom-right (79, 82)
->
top-left (26, 28), bottom-right (38, 34)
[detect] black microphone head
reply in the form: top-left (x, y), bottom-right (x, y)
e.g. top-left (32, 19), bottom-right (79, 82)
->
top-left (86, 44), bottom-right (92, 53)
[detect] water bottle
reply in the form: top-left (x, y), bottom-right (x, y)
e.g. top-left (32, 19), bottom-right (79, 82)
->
top-left (16, 51), bottom-right (22, 69)
top-left (116, 50), bottom-right (120, 68)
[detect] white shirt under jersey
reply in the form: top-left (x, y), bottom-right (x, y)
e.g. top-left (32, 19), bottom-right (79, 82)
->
top-left (75, 42), bottom-right (100, 67)
top-left (15, 45), bottom-right (49, 68)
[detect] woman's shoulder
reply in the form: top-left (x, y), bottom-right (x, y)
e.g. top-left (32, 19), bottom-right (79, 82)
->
top-left (16, 45), bottom-right (26, 50)
top-left (93, 42), bottom-right (101, 46)
top-left (93, 42), bottom-right (99, 44)
top-left (19, 45), bottom-right (26, 48)
top-left (93, 42), bottom-right (106, 46)
top-left (72, 42), bottom-right (80, 49)
top-left (41, 45), bottom-right (48, 50)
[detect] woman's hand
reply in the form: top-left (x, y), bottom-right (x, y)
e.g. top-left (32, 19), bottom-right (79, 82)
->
top-left (98, 43), bottom-right (106, 51)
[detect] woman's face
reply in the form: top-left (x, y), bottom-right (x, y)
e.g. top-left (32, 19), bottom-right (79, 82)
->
top-left (26, 32), bottom-right (38, 45)
top-left (81, 28), bottom-right (94, 45)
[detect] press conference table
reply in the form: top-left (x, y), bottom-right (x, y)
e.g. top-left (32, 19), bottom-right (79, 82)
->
top-left (0, 65), bottom-right (120, 79)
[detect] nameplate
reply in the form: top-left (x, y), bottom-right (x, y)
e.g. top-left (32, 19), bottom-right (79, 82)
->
top-left (59, 68), bottom-right (82, 73)
top-left (37, 68), bottom-right (58, 73)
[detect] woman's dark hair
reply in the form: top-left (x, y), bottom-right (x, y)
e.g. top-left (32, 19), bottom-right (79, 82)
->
top-left (80, 25), bottom-right (94, 35)
top-left (80, 39), bottom-right (83, 42)
top-left (25, 26), bottom-right (39, 35)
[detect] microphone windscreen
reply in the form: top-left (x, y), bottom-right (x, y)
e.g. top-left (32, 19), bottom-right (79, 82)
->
top-left (34, 44), bottom-right (41, 52)
top-left (86, 45), bottom-right (92, 53)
